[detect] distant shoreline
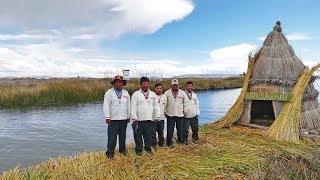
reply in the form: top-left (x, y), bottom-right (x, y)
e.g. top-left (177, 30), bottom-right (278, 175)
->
top-left (0, 77), bottom-right (243, 108)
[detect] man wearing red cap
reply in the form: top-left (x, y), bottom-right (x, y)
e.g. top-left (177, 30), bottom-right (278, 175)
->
top-left (103, 75), bottom-right (130, 159)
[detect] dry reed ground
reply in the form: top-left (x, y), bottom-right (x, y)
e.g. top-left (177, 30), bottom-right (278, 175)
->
top-left (2, 126), bottom-right (320, 179)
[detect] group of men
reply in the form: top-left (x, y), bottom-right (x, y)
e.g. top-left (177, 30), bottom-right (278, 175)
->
top-left (103, 75), bottom-right (200, 159)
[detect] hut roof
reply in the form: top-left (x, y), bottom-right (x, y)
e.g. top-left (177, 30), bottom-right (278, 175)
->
top-left (250, 22), bottom-right (306, 87)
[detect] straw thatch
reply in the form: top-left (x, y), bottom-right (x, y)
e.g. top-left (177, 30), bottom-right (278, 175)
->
top-left (212, 21), bottom-right (320, 142)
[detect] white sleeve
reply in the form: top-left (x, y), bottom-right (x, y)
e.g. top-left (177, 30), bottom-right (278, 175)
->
top-left (127, 92), bottom-right (131, 119)
top-left (153, 93), bottom-right (161, 119)
top-left (103, 91), bottom-right (111, 118)
top-left (131, 92), bottom-right (138, 120)
top-left (163, 95), bottom-right (168, 115)
top-left (183, 91), bottom-right (188, 116)
top-left (164, 91), bottom-right (169, 114)
top-left (195, 94), bottom-right (200, 116)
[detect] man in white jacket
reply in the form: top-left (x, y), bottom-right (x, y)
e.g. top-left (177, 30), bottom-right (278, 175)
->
top-left (164, 79), bottom-right (187, 147)
top-left (183, 81), bottom-right (200, 144)
top-left (151, 82), bottom-right (167, 148)
top-left (131, 77), bottom-right (160, 156)
top-left (103, 75), bottom-right (130, 159)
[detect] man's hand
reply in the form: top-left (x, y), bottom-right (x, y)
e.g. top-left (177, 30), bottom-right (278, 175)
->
top-left (154, 119), bottom-right (160, 123)
top-left (106, 118), bottom-right (111, 124)
top-left (132, 120), bottom-right (138, 133)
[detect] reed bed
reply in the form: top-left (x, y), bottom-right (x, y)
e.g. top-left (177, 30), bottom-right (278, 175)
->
top-left (0, 77), bottom-right (243, 108)
top-left (2, 126), bottom-right (320, 179)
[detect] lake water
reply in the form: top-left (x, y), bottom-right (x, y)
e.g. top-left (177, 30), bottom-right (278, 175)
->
top-left (0, 88), bottom-right (280, 172)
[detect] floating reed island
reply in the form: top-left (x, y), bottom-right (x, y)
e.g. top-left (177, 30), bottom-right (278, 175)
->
top-left (212, 21), bottom-right (320, 141)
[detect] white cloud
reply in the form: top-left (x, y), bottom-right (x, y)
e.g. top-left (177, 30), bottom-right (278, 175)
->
top-left (0, 43), bottom-right (259, 78)
top-left (0, 44), bottom-right (188, 77)
top-left (0, 0), bottom-right (194, 40)
top-left (0, 34), bottom-right (53, 41)
top-left (209, 43), bottom-right (256, 72)
top-left (0, 0), bottom-right (195, 77)
top-left (258, 32), bottom-right (312, 41)
top-left (286, 33), bottom-right (312, 40)
top-left (71, 34), bottom-right (98, 40)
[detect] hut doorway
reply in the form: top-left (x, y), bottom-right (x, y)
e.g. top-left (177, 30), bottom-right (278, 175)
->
top-left (250, 100), bottom-right (275, 126)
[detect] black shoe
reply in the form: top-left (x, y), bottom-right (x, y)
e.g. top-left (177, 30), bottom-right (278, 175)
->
top-left (167, 144), bottom-right (174, 148)
top-left (177, 139), bottom-right (184, 144)
top-left (193, 139), bottom-right (199, 144)
top-left (146, 150), bottom-right (153, 155)
top-left (158, 143), bottom-right (164, 147)
top-left (120, 151), bottom-right (127, 156)
top-left (152, 146), bottom-right (157, 150)
top-left (136, 152), bottom-right (142, 156)
top-left (105, 151), bottom-right (114, 159)
top-left (184, 141), bottom-right (190, 145)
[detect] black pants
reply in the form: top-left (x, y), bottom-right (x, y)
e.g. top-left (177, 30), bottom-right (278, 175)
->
top-left (166, 116), bottom-right (184, 146)
top-left (106, 120), bottom-right (127, 156)
top-left (151, 120), bottom-right (165, 147)
top-left (133, 121), bottom-right (153, 153)
top-left (183, 117), bottom-right (199, 142)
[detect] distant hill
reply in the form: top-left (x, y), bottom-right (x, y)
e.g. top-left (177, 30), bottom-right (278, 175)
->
top-left (172, 74), bottom-right (239, 78)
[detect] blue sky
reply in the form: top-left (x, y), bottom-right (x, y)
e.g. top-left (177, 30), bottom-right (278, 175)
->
top-left (0, 0), bottom-right (319, 77)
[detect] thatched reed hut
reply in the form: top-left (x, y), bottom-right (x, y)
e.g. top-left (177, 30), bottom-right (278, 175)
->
top-left (213, 21), bottom-right (320, 142)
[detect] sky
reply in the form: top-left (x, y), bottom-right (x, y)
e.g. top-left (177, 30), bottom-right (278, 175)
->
top-left (0, 0), bottom-right (320, 78)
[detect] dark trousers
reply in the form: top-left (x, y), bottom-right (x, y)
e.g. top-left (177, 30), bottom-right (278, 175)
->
top-left (166, 116), bottom-right (184, 146)
top-left (183, 117), bottom-right (199, 143)
top-left (133, 121), bottom-right (153, 153)
top-left (191, 117), bottom-right (199, 140)
top-left (106, 120), bottom-right (127, 156)
top-left (151, 120), bottom-right (165, 147)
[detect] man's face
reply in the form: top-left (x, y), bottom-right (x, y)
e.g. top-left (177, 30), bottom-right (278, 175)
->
top-left (114, 80), bottom-right (123, 90)
top-left (155, 85), bottom-right (162, 95)
top-left (186, 84), bottom-right (193, 92)
top-left (140, 81), bottom-right (149, 91)
top-left (171, 84), bottom-right (178, 91)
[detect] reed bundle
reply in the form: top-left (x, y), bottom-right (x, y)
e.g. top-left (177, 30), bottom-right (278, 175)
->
top-left (266, 64), bottom-right (320, 142)
top-left (211, 51), bottom-right (261, 129)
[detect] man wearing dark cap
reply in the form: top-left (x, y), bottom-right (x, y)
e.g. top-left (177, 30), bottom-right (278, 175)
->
top-left (131, 77), bottom-right (160, 156)
top-left (103, 75), bottom-right (130, 159)
top-left (151, 82), bottom-right (167, 148)
top-left (183, 81), bottom-right (200, 145)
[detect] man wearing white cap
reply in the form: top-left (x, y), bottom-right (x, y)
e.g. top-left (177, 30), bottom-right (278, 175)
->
top-left (103, 75), bottom-right (130, 159)
top-left (164, 79), bottom-right (187, 147)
